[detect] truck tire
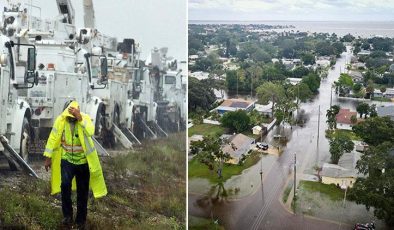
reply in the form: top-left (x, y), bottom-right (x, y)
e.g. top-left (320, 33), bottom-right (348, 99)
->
top-left (20, 117), bottom-right (30, 162)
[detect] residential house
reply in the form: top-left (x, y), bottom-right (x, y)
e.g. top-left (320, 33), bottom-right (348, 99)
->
top-left (352, 62), bottom-right (366, 70)
top-left (316, 59), bottom-right (330, 68)
top-left (385, 88), bottom-right (394, 98)
top-left (348, 70), bottom-right (363, 84)
top-left (222, 133), bottom-right (255, 164)
top-left (389, 64), bottom-right (394, 73)
top-left (377, 105), bottom-right (394, 121)
top-left (286, 78), bottom-right (303, 86)
top-left (321, 151), bottom-right (363, 189)
top-left (189, 71), bottom-right (209, 81)
top-left (336, 108), bottom-right (357, 130)
top-left (373, 89), bottom-right (384, 98)
top-left (213, 99), bottom-right (255, 115)
top-left (254, 102), bottom-right (273, 117)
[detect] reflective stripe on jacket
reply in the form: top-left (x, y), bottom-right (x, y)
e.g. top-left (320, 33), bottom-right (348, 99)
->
top-left (61, 122), bottom-right (87, 165)
top-left (43, 102), bottom-right (107, 198)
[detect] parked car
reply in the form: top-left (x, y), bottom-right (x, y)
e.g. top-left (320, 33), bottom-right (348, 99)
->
top-left (354, 222), bottom-right (375, 230)
top-left (256, 142), bottom-right (269, 150)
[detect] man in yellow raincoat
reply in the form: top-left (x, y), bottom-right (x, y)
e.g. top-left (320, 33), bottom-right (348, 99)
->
top-left (44, 101), bottom-right (107, 229)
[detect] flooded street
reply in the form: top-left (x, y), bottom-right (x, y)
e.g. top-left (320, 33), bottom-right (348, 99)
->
top-left (189, 48), bottom-right (389, 229)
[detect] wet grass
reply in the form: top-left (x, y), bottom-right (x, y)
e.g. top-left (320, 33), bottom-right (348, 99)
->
top-left (188, 151), bottom-right (261, 183)
top-left (371, 97), bottom-right (392, 102)
top-left (188, 124), bottom-right (226, 137)
top-left (299, 181), bottom-right (345, 201)
top-left (0, 132), bottom-right (186, 230)
top-left (325, 129), bottom-right (362, 141)
top-left (282, 182), bottom-right (293, 203)
top-left (188, 215), bottom-right (225, 230)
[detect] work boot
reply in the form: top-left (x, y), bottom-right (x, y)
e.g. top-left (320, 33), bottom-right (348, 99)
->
top-left (75, 222), bottom-right (86, 230)
top-left (61, 217), bottom-right (73, 228)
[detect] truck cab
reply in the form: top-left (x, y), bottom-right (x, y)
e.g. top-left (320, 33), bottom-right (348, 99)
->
top-left (0, 34), bottom-right (38, 169)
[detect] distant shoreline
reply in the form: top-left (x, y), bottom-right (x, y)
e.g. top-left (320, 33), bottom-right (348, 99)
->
top-left (189, 21), bottom-right (394, 38)
top-left (189, 20), bottom-right (394, 23)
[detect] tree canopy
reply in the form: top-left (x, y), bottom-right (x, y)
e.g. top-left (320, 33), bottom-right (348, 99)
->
top-left (221, 110), bottom-right (250, 133)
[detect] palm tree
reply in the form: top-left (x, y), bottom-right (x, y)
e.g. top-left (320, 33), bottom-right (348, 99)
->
top-left (326, 108), bottom-right (336, 130)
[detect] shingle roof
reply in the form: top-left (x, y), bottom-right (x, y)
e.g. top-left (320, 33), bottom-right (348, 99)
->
top-left (336, 108), bottom-right (357, 125)
top-left (377, 106), bottom-right (394, 120)
top-left (222, 133), bottom-right (255, 159)
top-left (321, 151), bottom-right (363, 178)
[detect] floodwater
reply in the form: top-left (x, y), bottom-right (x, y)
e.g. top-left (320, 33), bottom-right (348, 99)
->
top-left (188, 47), bottom-right (391, 229)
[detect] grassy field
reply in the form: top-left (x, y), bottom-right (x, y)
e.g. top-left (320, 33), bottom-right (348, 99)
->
top-left (188, 151), bottom-right (261, 183)
top-left (298, 180), bottom-right (345, 201)
top-left (325, 129), bottom-right (362, 141)
top-left (0, 133), bottom-right (186, 229)
top-left (188, 124), bottom-right (226, 137)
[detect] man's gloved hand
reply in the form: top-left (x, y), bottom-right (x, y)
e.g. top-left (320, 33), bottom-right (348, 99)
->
top-left (68, 107), bottom-right (82, 121)
top-left (44, 157), bottom-right (51, 172)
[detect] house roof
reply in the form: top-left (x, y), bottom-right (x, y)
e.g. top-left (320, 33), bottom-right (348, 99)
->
top-left (336, 108), bottom-right (357, 125)
top-left (321, 151), bottom-right (363, 178)
top-left (377, 105), bottom-right (394, 118)
top-left (215, 99), bottom-right (255, 113)
top-left (222, 133), bottom-right (255, 159)
top-left (255, 103), bottom-right (273, 113)
top-left (220, 99), bottom-right (254, 108)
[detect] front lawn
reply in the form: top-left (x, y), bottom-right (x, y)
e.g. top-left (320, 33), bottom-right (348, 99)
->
top-left (325, 129), bottom-right (362, 141)
top-left (371, 97), bottom-right (392, 102)
top-left (188, 151), bottom-right (261, 183)
top-left (188, 216), bottom-right (224, 230)
top-left (188, 124), bottom-right (226, 137)
top-left (298, 180), bottom-right (344, 201)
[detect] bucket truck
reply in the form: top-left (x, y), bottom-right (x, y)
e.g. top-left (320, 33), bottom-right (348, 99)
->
top-left (0, 33), bottom-right (38, 176)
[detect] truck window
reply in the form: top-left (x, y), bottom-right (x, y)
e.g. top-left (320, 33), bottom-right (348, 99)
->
top-left (165, 75), bottom-right (176, 84)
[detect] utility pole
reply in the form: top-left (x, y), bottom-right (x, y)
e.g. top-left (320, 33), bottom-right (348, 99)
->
top-left (330, 86), bottom-right (333, 107)
top-left (317, 105), bottom-right (320, 150)
top-left (236, 74), bottom-right (239, 98)
top-left (293, 152), bottom-right (297, 214)
top-left (260, 153), bottom-right (263, 182)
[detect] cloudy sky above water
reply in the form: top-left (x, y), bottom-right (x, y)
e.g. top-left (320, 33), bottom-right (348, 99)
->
top-left (189, 0), bottom-right (394, 21)
top-left (1, 0), bottom-right (186, 60)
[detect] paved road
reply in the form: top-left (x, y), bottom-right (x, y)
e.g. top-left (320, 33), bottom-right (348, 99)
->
top-left (189, 48), bottom-right (356, 229)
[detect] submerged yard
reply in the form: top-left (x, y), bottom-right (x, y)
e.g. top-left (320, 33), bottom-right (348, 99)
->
top-left (188, 151), bottom-right (261, 183)
top-left (0, 133), bottom-right (186, 230)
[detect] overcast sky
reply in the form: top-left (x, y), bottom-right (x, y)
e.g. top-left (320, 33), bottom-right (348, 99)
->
top-left (189, 0), bottom-right (394, 21)
top-left (1, 0), bottom-right (186, 60)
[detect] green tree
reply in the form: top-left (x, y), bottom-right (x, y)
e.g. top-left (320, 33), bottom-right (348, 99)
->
top-left (369, 104), bottom-right (378, 117)
top-left (329, 134), bottom-right (354, 164)
top-left (352, 117), bottom-right (394, 146)
top-left (301, 53), bottom-right (315, 65)
top-left (256, 82), bottom-right (286, 117)
top-left (192, 136), bottom-right (231, 178)
top-left (188, 77), bottom-right (216, 112)
top-left (301, 73), bottom-right (321, 93)
top-left (366, 80), bottom-right (375, 98)
top-left (350, 115), bottom-right (357, 124)
top-left (356, 102), bottom-right (370, 118)
top-left (326, 108), bottom-right (337, 130)
top-left (295, 83), bottom-right (313, 102)
top-left (352, 83), bottom-right (362, 93)
top-left (221, 110), bottom-right (250, 133)
top-left (331, 105), bottom-right (341, 115)
top-left (326, 105), bottom-right (340, 130)
top-left (348, 142), bottom-right (394, 226)
top-left (247, 65), bottom-right (263, 98)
